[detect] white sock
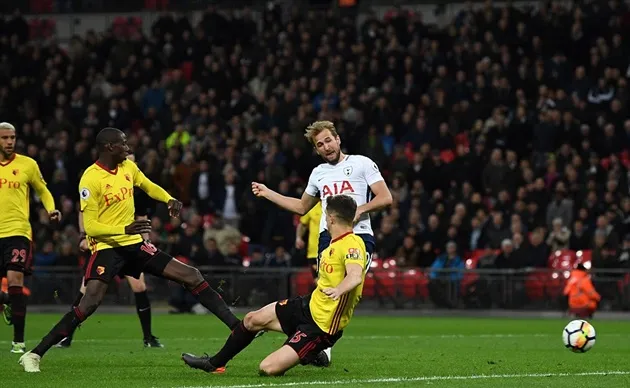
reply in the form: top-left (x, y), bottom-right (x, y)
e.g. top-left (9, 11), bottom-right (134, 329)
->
top-left (323, 347), bottom-right (332, 361)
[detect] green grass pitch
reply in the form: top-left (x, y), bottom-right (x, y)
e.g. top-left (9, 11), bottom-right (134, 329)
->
top-left (1, 314), bottom-right (629, 387)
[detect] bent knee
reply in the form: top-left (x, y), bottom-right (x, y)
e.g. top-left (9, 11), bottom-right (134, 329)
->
top-left (258, 360), bottom-right (285, 377)
top-left (243, 311), bottom-right (262, 331)
top-left (183, 267), bottom-right (204, 286)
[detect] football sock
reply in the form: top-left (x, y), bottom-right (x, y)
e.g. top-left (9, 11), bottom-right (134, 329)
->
top-left (32, 307), bottom-right (86, 358)
top-left (8, 286), bottom-right (26, 342)
top-left (134, 291), bottom-right (152, 339)
top-left (189, 281), bottom-right (240, 329)
top-left (0, 291), bottom-right (8, 304)
top-left (64, 291), bottom-right (85, 340)
top-left (210, 321), bottom-right (257, 367)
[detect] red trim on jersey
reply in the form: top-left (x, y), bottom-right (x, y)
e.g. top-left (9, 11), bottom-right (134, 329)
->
top-left (95, 160), bottom-right (118, 175)
top-left (0, 153), bottom-right (16, 166)
top-left (329, 293), bottom-right (349, 334)
top-left (331, 231), bottom-right (352, 244)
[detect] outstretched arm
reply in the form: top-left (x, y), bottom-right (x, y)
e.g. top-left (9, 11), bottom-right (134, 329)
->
top-left (252, 182), bottom-right (318, 216)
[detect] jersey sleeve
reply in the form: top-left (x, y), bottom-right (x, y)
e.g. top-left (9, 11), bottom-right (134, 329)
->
top-left (80, 171), bottom-right (126, 236)
top-left (304, 168), bottom-right (319, 198)
top-left (130, 161), bottom-right (173, 204)
top-left (28, 159), bottom-right (55, 212)
top-left (342, 242), bottom-right (367, 268)
top-left (361, 156), bottom-right (384, 186)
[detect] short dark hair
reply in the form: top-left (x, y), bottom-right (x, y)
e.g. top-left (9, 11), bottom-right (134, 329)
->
top-left (96, 127), bottom-right (124, 151)
top-left (326, 195), bottom-right (357, 226)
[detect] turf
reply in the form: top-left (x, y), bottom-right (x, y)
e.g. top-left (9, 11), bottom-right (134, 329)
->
top-left (1, 314), bottom-right (629, 388)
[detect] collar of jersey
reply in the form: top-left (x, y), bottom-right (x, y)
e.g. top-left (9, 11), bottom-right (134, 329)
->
top-left (331, 231), bottom-right (353, 244)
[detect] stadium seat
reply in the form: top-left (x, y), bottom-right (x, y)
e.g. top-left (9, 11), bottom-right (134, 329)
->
top-left (548, 249), bottom-right (578, 270)
top-left (525, 270), bottom-right (548, 301)
top-left (576, 250), bottom-right (592, 268)
top-left (292, 270), bottom-right (312, 296)
top-left (373, 269), bottom-right (396, 297)
top-left (363, 272), bottom-right (376, 297)
top-left (400, 269), bottom-right (429, 299)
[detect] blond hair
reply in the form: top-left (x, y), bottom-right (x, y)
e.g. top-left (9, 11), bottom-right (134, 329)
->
top-left (0, 122), bottom-right (15, 131)
top-left (304, 121), bottom-right (338, 146)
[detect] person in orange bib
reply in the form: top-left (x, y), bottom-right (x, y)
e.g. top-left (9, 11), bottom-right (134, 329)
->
top-left (564, 264), bottom-right (601, 319)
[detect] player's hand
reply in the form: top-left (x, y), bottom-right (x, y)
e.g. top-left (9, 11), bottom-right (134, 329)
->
top-left (49, 210), bottom-right (62, 223)
top-left (251, 182), bottom-right (269, 198)
top-left (125, 219), bottom-right (152, 235)
top-left (78, 238), bottom-right (89, 252)
top-left (167, 199), bottom-right (183, 218)
top-left (353, 207), bottom-right (363, 224)
top-left (295, 237), bottom-right (305, 249)
top-left (322, 287), bottom-right (343, 301)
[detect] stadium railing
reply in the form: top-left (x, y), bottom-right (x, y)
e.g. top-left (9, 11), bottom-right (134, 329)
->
top-left (22, 266), bottom-right (630, 312)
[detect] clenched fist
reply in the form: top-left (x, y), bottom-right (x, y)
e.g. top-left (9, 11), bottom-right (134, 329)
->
top-left (251, 182), bottom-right (269, 198)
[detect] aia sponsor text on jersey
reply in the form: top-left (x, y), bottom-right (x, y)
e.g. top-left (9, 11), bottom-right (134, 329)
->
top-left (321, 180), bottom-right (355, 197)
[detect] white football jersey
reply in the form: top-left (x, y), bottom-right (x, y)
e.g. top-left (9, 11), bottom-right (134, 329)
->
top-left (305, 155), bottom-right (384, 235)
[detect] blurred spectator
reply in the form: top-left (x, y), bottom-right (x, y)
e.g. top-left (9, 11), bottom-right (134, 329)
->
top-left (203, 214), bottom-right (241, 256)
top-left (494, 239), bottom-right (524, 269)
top-left (428, 241), bottom-right (464, 308)
top-left (569, 220), bottom-right (592, 251)
top-left (525, 229), bottom-right (549, 268)
top-left (546, 218), bottom-right (571, 251)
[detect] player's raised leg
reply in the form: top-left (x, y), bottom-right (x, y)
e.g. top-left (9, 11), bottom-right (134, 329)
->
top-left (19, 279), bottom-right (108, 372)
top-left (182, 301), bottom-right (282, 373)
top-left (145, 254), bottom-right (240, 330)
top-left (126, 274), bottom-right (162, 347)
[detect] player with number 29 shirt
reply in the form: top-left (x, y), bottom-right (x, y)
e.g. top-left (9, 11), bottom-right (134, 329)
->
top-left (0, 122), bottom-right (61, 354)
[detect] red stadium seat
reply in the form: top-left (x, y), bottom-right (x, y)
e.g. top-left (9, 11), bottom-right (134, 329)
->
top-left (576, 250), bottom-right (592, 268)
top-left (548, 249), bottom-right (578, 270)
top-left (292, 270), bottom-right (312, 296)
top-left (546, 271), bottom-right (569, 298)
top-left (525, 270), bottom-right (548, 301)
top-left (400, 269), bottom-right (429, 299)
top-left (363, 272), bottom-right (375, 297)
top-left (374, 269), bottom-right (396, 297)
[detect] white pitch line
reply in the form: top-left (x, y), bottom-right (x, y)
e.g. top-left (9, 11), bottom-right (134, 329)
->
top-left (1, 333), bottom-right (628, 345)
top-left (173, 371), bottom-right (630, 388)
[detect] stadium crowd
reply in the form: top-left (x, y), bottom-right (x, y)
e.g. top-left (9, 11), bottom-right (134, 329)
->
top-left (1, 1), bottom-right (629, 290)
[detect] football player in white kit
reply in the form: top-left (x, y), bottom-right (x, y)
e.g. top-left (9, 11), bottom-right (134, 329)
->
top-left (252, 120), bottom-right (392, 367)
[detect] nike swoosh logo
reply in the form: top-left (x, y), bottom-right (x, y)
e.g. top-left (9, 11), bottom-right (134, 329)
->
top-left (318, 178), bottom-right (324, 182)
top-left (138, 307), bottom-right (151, 312)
